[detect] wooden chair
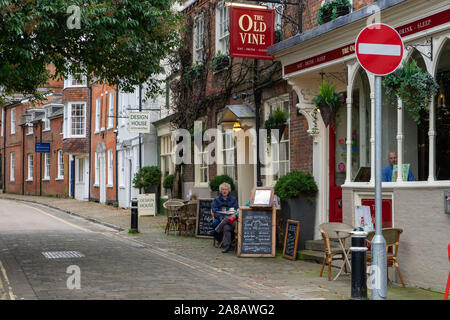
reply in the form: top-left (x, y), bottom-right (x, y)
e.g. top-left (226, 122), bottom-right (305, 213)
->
top-left (178, 201), bottom-right (198, 236)
top-left (366, 228), bottom-right (405, 287)
top-left (163, 200), bottom-right (184, 235)
top-left (319, 222), bottom-right (353, 281)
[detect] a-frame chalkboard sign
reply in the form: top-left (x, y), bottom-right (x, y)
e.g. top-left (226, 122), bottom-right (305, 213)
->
top-left (237, 206), bottom-right (276, 257)
top-left (282, 220), bottom-right (300, 260)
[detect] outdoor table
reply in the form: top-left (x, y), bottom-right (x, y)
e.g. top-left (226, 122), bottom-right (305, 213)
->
top-left (333, 228), bottom-right (353, 281)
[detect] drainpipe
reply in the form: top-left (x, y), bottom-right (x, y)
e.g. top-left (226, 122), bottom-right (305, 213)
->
top-left (40, 121), bottom-right (42, 196)
top-left (22, 123), bottom-right (25, 195)
top-left (88, 81), bottom-right (92, 201)
top-left (3, 107), bottom-right (7, 193)
top-left (115, 88), bottom-right (119, 204)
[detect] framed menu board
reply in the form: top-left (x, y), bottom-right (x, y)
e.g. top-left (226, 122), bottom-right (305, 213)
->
top-left (283, 220), bottom-right (300, 261)
top-left (237, 207), bottom-right (276, 257)
top-left (195, 198), bottom-right (214, 238)
top-left (250, 187), bottom-right (274, 208)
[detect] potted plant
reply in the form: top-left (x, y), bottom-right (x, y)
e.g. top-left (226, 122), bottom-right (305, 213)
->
top-left (133, 166), bottom-right (162, 213)
top-left (383, 59), bottom-right (440, 124)
top-left (317, 0), bottom-right (352, 25)
top-left (209, 174), bottom-right (235, 198)
top-left (210, 50), bottom-right (230, 72)
top-left (262, 106), bottom-right (289, 144)
top-left (163, 174), bottom-right (175, 198)
top-left (312, 81), bottom-right (345, 127)
top-left (274, 170), bottom-right (318, 251)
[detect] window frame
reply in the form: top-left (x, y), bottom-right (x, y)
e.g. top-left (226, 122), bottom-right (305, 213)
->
top-left (215, 1), bottom-right (230, 55)
top-left (10, 107), bottom-right (16, 135)
top-left (193, 13), bottom-right (205, 64)
top-left (10, 152), bottom-right (15, 182)
top-left (57, 150), bottom-right (64, 180)
top-left (44, 153), bottom-right (51, 180)
top-left (67, 102), bottom-right (87, 138)
top-left (107, 148), bottom-right (113, 187)
top-left (27, 154), bottom-right (33, 181)
top-left (108, 91), bottom-right (114, 129)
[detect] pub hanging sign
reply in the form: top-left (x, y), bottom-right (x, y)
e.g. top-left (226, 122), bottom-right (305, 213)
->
top-left (229, 4), bottom-right (274, 60)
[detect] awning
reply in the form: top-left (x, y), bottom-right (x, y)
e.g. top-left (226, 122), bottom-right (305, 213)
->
top-left (218, 104), bottom-right (255, 125)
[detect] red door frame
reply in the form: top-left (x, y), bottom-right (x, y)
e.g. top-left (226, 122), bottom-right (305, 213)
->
top-left (329, 121), bottom-right (343, 222)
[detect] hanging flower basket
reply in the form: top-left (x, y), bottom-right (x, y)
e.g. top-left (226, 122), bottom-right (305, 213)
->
top-left (263, 107), bottom-right (289, 144)
top-left (312, 81), bottom-right (345, 128)
top-left (383, 60), bottom-right (440, 124)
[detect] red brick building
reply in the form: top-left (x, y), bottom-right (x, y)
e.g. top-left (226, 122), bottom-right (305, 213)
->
top-left (90, 84), bottom-right (117, 204)
top-left (171, 0), bottom-right (308, 205)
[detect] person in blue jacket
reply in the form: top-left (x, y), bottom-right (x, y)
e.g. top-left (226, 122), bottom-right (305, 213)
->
top-left (381, 151), bottom-right (415, 182)
top-left (211, 182), bottom-right (239, 246)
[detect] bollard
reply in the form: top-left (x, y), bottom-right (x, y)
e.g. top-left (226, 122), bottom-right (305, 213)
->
top-left (130, 198), bottom-right (139, 232)
top-left (350, 228), bottom-right (368, 300)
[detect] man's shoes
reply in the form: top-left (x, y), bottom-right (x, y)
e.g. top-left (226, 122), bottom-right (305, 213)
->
top-left (222, 245), bottom-right (232, 253)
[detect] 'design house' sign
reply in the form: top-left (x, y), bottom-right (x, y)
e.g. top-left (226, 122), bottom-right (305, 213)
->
top-left (229, 5), bottom-right (274, 60)
top-left (128, 111), bottom-right (151, 133)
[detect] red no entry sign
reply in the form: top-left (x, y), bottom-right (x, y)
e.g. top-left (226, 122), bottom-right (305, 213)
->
top-left (355, 23), bottom-right (404, 75)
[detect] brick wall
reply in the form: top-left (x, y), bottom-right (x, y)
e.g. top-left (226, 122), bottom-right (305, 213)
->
top-left (90, 83), bottom-right (117, 203)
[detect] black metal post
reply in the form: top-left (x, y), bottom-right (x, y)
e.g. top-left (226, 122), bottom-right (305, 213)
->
top-left (350, 229), bottom-right (368, 300)
top-left (130, 198), bottom-right (139, 232)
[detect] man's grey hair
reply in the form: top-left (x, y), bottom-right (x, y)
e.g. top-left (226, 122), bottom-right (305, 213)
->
top-left (219, 182), bottom-right (231, 192)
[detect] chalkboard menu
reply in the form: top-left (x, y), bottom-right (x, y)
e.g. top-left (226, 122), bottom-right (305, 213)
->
top-left (283, 220), bottom-right (300, 260)
top-left (195, 198), bottom-right (215, 238)
top-left (237, 207), bottom-right (276, 257)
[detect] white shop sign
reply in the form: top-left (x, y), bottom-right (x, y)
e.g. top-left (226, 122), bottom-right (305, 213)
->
top-left (138, 193), bottom-right (156, 216)
top-left (128, 111), bottom-right (151, 133)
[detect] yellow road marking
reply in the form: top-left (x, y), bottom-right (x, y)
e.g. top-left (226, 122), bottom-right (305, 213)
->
top-left (19, 203), bottom-right (93, 233)
top-left (0, 261), bottom-right (15, 300)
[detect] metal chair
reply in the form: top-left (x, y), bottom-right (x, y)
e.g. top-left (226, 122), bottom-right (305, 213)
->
top-left (319, 222), bottom-right (353, 281)
top-left (366, 228), bottom-right (405, 287)
top-left (163, 200), bottom-right (184, 235)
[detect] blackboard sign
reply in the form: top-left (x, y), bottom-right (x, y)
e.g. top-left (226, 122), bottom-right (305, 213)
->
top-left (283, 220), bottom-right (300, 260)
top-left (237, 207), bottom-right (276, 257)
top-left (195, 198), bottom-right (215, 238)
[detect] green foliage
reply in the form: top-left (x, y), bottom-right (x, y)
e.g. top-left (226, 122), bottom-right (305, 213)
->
top-left (383, 60), bottom-right (439, 124)
top-left (312, 81), bottom-right (344, 110)
top-left (263, 107), bottom-right (288, 143)
top-left (209, 175), bottom-right (235, 192)
top-left (210, 50), bottom-right (229, 71)
top-left (132, 166), bottom-right (162, 192)
top-left (163, 174), bottom-right (174, 190)
top-left (317, 0), bottom-right (352, 25)
top-left (183, 62), bottom-right (204, 82)
top-left (274, 171), bottom-right (318, 200)
top-left (0, 0), bottom-right (182, 102)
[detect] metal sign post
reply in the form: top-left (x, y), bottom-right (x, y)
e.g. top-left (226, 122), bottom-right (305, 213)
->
top-left (355, 24), bottom-right (404, 300)
top-left (372, 75), bottom-right (387, 299)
